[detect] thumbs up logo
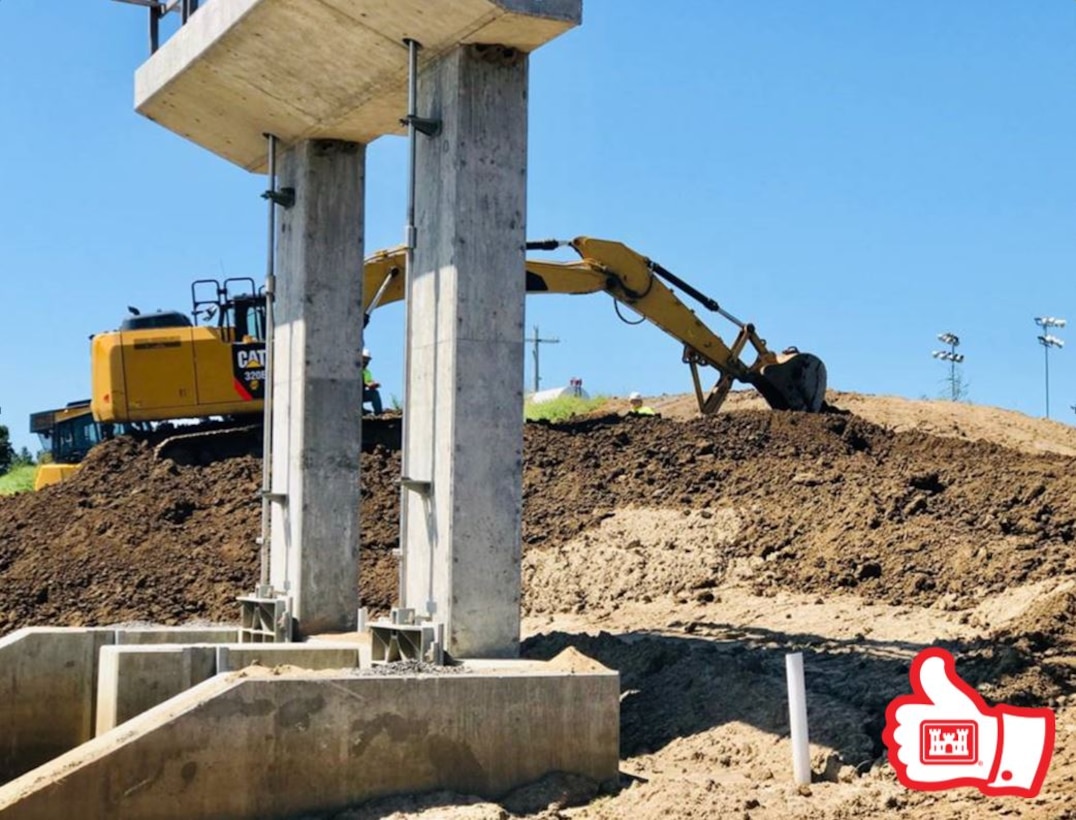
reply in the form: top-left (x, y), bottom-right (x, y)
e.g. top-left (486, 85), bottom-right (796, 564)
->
top-left (884, 648), bottom-right (1055, 797)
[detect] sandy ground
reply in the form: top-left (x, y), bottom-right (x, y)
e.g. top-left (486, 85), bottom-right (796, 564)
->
top-left (331, 393), bottom-right (1076, 819)
top-left (341, 545), bottom-right (1076, 819)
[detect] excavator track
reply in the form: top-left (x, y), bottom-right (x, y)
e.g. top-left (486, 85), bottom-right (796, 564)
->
top-left (153, 423), bottom-right (263, 466)
top-left (151, 416), bottom-right (403, 466)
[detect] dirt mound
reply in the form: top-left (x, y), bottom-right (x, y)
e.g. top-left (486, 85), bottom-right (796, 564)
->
top-left (0, 436), bottom-right (260, 634)
top-left (4, 397), bottom-right (1076, 818)
top-left (522, 411), bottom-right (1076, 613)
top-left (655, 389), bottom-right (1076, 456)
top-left (4, 408), bottom-right (1076, 638)
top-left (0, 427), bottom-right (403, 635)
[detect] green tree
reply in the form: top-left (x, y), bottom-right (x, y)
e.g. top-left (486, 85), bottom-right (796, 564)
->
top-left (0, 425), bottom-right (13, 475)
top-left (12, 446), bottom-right (35, 467)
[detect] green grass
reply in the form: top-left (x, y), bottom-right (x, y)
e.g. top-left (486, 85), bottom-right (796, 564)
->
top-left (524, 395), bottom-right (609, 423)
top-left (0, 465), bottom-right (37, 496)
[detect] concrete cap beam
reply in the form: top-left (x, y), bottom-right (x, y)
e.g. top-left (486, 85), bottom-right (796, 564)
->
top-left (134, 0), bottom-right (582, 171)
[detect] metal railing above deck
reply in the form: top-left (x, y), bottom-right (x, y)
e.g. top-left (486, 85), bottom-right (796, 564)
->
top-left (113, 0), bottom-right (202, 55)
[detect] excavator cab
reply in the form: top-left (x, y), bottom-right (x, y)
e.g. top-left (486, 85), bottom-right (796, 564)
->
top-left (29, 401), bottom-right (131, 490)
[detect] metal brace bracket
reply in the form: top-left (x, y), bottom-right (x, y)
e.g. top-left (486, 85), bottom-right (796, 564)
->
top-left (261, 187), bottom-right (296, 209)
top-left (400, 114), bottom-right (442, 138)
top-left (400, 476), bottom-right (432, 495)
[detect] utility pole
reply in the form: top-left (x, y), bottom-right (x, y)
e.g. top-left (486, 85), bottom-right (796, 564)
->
top-left (524, 325), bottom-right (559, 394)
top-left (1035, 316), bottom-right (1066, 419)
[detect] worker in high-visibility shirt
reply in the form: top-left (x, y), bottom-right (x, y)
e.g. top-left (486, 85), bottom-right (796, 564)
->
top-left (361, 348), bottom-right (383, 415)
top-left (627, 391), bottom-right (656, 416)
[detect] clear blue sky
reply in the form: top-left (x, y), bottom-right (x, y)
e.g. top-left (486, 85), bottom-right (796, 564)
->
top-left (2, 1), bottom-right (1075, 453)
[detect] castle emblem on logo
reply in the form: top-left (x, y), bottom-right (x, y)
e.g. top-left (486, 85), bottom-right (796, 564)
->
top-left (920, 721), bottom-right (977, 764)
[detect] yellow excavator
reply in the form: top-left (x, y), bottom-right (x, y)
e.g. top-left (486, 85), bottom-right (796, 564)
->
top-left (28, 278), bottom-right (266, 488)
top-left (30, 238), bottom-right (826, 487)
top-left (91, 236), bottom-right (824, 425)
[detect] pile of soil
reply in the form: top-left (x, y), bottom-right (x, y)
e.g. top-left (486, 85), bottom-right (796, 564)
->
top-left (0, 427), bottom-right (404, 635)
top-left (522, 412), bottom-right (1076, 613)
top-left (4, 408), bottom-right (1076, 635)
top-left (0, 436), bottom-right (260, 634)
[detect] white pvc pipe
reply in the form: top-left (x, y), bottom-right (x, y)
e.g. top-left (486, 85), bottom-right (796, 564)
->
top-left (786, 652), bottom-right (811, 785)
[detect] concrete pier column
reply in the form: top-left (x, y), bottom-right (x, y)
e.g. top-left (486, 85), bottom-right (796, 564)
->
top-left (269, 139), bottom-right (366, 637)
top-left (401, 45), bottom-right (528, 659)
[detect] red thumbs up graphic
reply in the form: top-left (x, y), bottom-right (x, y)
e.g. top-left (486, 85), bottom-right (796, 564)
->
top-left (884, 648), bottom-right (1054, 797)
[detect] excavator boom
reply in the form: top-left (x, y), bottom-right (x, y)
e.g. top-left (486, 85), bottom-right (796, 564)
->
top-left (362, 237), bottom-right (826, 414)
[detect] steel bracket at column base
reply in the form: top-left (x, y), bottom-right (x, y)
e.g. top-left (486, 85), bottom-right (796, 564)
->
top-left (237, 594), bottom-right (293, 643)
top-left (368, 623), bottom-right (445, 666)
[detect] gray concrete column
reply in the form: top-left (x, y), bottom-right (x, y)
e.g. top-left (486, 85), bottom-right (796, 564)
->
top-left (401, 44), bottom-right (528, 659)
top-left (269, 139), bottom-right (366, 637)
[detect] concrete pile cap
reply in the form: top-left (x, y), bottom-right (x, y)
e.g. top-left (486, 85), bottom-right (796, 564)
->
top-left (135, 0), bottom-right (583, 171)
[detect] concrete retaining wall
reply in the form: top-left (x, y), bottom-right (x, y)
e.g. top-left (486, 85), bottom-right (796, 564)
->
top-left (96, 642), bottom-right (362, 734)
top-left (0, 627), bottom-right (237, 783)
top-left (0, 665), bottom-right (619, 819)
top-left (0, 628), bottom-right (112, 782)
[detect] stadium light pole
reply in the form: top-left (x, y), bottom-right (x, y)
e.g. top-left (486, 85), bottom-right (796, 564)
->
top-left (931, 332), bottom-right (965, 401)
top-left (1034, 316), bottom-right (1066, 419)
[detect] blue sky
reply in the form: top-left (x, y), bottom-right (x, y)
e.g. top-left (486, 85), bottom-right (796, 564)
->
top-left (2, 1), bottom-right (1075, 453)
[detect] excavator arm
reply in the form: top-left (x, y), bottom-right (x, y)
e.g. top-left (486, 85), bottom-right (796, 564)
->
top-left (361, 237), bottom-right (826, 414)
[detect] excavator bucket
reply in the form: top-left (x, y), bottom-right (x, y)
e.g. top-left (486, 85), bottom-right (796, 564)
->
top-left (750, 351), bottom-right (828, 412)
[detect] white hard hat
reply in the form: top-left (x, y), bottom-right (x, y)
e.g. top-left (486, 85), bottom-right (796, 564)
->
top-left (629, 391), bottom-right (642, 401)
top-left (362, 348), bottom-right (371, 358)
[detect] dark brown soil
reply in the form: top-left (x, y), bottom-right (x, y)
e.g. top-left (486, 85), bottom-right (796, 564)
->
top-left (522, 412), bottom-right (1076, 610)
top-left (4, 410), bottom-right (1076, 638)
top-left (0, 425), bottom-right (403, 635)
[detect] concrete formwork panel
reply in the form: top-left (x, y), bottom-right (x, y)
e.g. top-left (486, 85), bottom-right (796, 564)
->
top-left (0, 662), bottom-right (619, 820)
top-left (134, 0), bottom-right (582, 171)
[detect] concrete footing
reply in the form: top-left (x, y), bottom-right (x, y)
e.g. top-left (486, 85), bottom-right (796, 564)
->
top-left (0, 628), bottom-right (619, 819)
